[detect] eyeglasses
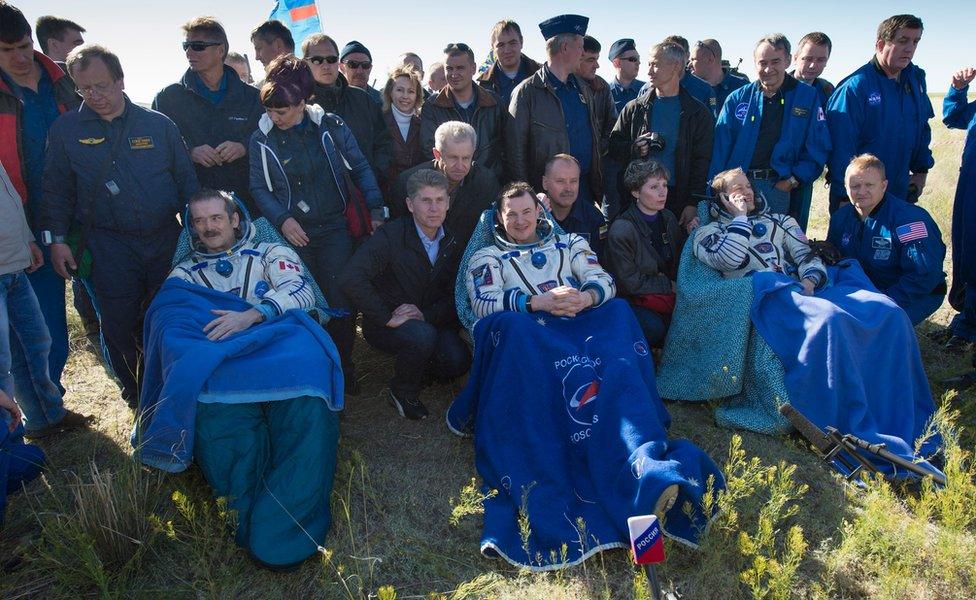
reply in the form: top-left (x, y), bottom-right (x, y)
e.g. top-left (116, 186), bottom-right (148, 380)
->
top-left (308, 55), bottom-right (339, 65)
top-left (183, 40), bottom-right (223, 52)
top-left (76, 81), bottom-right (116, 99)
top-left (342, 60), bottom-right (372, 70)
top-left (619, 56), bottom-right (640, 63)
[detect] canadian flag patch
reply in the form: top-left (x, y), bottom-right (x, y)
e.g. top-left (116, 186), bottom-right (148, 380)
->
top-left (278, 260), bottom-right (302, 273)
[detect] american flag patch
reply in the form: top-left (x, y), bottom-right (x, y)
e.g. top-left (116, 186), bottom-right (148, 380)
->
top-left (895, 221), bottom-right (928, 243)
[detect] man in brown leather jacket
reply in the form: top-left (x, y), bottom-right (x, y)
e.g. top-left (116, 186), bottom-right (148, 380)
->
top-left (506, 14), bottom-right (604, 205)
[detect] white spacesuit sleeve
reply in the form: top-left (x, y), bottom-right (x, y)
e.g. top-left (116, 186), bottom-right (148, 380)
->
top-left (780, 216), bottom-right (826, 288)
top-left (567, 235), bottom-right (615, 306)
top-left (168, 262), bottom-right (195, 283)
top-left (259, 244), bottom-right (317, 315)
top-left (693, 217), bottom-right (752, 272)
top-left (467, 248), bottom-right (521, 319)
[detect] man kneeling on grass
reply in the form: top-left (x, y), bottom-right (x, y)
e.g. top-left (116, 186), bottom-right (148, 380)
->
top-left (134, 189), bottom-right (342, 571)
top-left (340, 169), bottom-right (470, 420)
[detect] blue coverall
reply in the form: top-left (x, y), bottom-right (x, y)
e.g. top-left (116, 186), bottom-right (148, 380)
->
top-left (943, 83), bottom-right (976, 340)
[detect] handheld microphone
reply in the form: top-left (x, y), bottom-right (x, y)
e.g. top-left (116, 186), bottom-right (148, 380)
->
top-left (628, 514), bottom-right (665, 600)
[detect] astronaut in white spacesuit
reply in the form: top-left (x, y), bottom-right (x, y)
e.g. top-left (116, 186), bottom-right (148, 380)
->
top-left (693, 167), bottom-right (827, 293)
top-left (466, 182), bottom-right (616, 321)
top-left (170, 189), bottom-right (316, 339)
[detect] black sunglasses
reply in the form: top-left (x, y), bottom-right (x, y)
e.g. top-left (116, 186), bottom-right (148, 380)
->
top-left (308, 55), bottom-right (339, 65)
top-left (342, 59), bottom-right (372, 69)
top-left (183, 40), bottom-right (223, 52)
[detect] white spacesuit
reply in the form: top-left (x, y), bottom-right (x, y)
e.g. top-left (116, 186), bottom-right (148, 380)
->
top-left (170, 216), bottom-right (316, 321)
top-left (692, 197), bottom-right (826, 287)
top-left (466, 219), bottom-right (616, 320)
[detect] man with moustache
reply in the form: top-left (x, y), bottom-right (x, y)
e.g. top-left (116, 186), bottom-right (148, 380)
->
top-left (339, 41), bottom-right (381, 105)
top-left (542, 154), bottom-right (608, 257)
top-left (827, 15), bottom-right (933, 212)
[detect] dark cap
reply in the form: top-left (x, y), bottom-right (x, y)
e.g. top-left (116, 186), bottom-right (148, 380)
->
top-left (538, 14), bottom-right (588, 40)
top-left (340, 40), bottom-right (371, 61)
top-left (608, 38), bottom-right (636, 60)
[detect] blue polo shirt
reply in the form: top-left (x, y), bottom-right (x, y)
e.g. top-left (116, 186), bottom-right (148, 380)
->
top-left (191, 71), bottom-right (228, 105)
top-left (610, 77), bottom-right (645, 113)
top-left (544, 65), bottom-right (592, 174)
top-left (2, 66), bottom-right (60, 206)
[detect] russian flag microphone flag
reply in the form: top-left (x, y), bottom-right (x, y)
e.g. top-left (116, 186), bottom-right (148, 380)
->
top-left (628, 514), bottom-right (665, 565)
top-left (269, 0), bottom-right (322, 56)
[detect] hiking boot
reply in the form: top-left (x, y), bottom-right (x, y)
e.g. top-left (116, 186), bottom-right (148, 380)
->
top-left (943, 336), bottom-right (973, 356)
top-left (24, 409), bottom-right (93, 439)
top-left (653, 484), bottom-right (680, 521)
top-left (387, 389), bottom-right (428, 420)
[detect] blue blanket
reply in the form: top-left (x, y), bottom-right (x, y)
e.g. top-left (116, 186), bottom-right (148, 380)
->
top-left (448, 300), bottom-right (725, 570)
top-left (751, 261), bottom-right (943, 478)
top-left (134, 278), bottom-right (343, 473)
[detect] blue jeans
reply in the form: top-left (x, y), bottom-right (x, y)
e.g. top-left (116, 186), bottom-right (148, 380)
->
top-left (790, 182), bottom-right (814, 232)
top-left (630, 304), bottom-right (671, 348)
top-left (0, 271), bottom-right (65, 431)
top-left (752, 177), bottom-right (790, 215)
top-left (9, 245), bottom-right (67, 398)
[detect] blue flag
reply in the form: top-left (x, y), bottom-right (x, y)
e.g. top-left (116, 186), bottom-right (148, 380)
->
top-left (269, 0), bottom-right (322, 56)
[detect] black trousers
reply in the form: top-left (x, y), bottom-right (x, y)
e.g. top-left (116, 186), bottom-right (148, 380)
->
top-left (362, 318), bottom-right (470, 397)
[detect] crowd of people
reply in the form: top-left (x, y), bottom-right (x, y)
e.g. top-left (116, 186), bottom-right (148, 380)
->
top-left (0, 0), bottom-right (974, 573)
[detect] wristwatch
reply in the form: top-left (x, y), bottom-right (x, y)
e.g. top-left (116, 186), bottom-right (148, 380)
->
top-left (788, 176), bottom-right (800, 190)
top-left (40, 231), bottom-right (67, 246)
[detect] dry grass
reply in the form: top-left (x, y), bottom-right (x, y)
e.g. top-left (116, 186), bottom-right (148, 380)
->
top-left (0, 96), bottom-right (974, 599)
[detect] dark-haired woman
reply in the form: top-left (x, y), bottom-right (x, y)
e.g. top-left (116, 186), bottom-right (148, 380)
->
top-left (248, 55), bottom-right (386, 392)
top-left (606, 160), bottom-right (685, 347)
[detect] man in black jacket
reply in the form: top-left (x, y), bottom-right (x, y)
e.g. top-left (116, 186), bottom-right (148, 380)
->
top-left (420, 42), bottom-right (505, 182)
top-left (340, 169), bottom-right (470, 419)
top-left (391, 121), bottom-right (500, 247)
top-left (153, 17), bottom-right (262, 214)
top-left (608, 42), bottom-right (714, 226)
top-left (477, 20), bottom-right (541, 108)
top-left (304, 33), bottom-right (392, 187)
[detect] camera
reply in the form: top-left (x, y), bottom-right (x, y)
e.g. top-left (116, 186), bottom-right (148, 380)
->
top-left (635, 132), bottom-right (666, 156)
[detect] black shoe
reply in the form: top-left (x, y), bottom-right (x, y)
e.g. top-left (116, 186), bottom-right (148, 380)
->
top-left (943, 336), bottom-right (973, 356)
top-left (943, 371), bottom-right (976, 391)
top-left (387, 389), bottom-right (428, 420)
top-left (24, 409), bottom-right (94, 439)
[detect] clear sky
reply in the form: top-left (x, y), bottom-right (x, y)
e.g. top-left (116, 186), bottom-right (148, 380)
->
top-left (24, 1), bottom-right (976, 103)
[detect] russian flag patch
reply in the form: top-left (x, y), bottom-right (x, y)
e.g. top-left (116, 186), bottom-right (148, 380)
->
top-left (895, 221), bottom-right (928, 243)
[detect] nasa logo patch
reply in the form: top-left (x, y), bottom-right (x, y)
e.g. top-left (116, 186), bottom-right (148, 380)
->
top-left (734, 102), bottom-right (749, 121)
top-left (634, 341), bottom-right (649, 356)
top-left (868, 91), bottom-right (882, 106)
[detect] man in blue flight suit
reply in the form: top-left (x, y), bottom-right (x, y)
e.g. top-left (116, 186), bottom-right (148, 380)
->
top-left (507, 14), bottom-right (604, 206)
top-left (710, 33), bottom-right (830, 229)
top-left (690, 39), bottom-right (748, 109)
top-left (153, 17), bottom-right (262, 216)
top-left (826, 14), bottom-right (933, 213)
top-left (640, 36), bottom-right (718, 118)
top-left (40, 45), bottom-right (199, 407)
top-left (941, 67), bottom-right (976, 376)
top-left (542, 154), bottom-right (607, 258)
top-left (790, 32), bottom-right (834, 107)
top-left (827, 154), bottom-right (945, 326)
top-left (608, 39), bottom-right (644, 113)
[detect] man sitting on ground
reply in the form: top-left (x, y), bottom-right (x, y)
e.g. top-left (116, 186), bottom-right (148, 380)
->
top-left (341, 169), bottom-right (470, 420)
top-left (135, 189), bottom-right (341, 571)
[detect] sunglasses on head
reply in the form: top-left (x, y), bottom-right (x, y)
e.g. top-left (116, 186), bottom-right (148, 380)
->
top-left (308, 55), bottom-right (339, 65)
top-left (183, 40), bottom-right (223, 52)
top-left (343, 60), bottom-right (372, 69)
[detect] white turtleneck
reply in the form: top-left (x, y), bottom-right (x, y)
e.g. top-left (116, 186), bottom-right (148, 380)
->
top-left (391, 106), bottom-right (414, 141)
